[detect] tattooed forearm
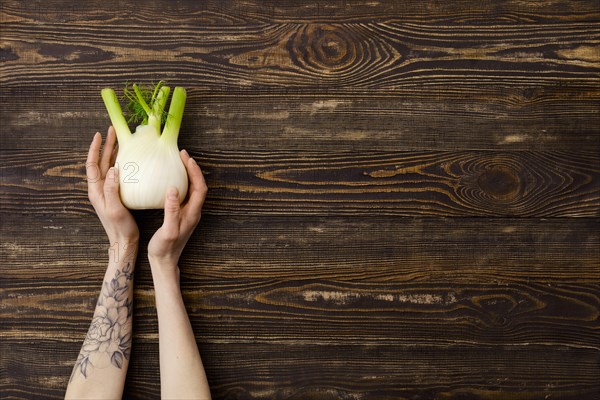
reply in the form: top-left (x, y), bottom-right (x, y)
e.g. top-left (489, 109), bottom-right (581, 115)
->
top-left (70, 262), bottom-right (133, 381)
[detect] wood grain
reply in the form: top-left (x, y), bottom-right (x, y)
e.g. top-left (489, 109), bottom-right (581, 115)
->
top-left (1, 0), bottom-right (599, 399)
top-left (2, 20), bottom-right (598, 90)
top-left (2, 339), bottom-right (600, 400)
top-left (3, 277), bottom-right (599, 348)
top-left (2, 17), bottom-right (598, 93)
top-left (2, 213), bottom-right (599, 283)
top-left (2, 89), bottom-right (599, 151)
top-left (1, 149), bottom-right (598, 217)
top-left (3, 0), bottom-right (600, 24)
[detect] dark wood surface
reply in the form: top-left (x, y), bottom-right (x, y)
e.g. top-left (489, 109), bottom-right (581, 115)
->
top-left (1, 1), bottom-right (599, 399)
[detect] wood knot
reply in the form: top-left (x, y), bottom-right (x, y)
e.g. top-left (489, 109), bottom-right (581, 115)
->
top-left (477, 165), bottom-right (521, 201)
top-left (294, 25), bottom-right (355, 71)
top-left (316, 31), bottom-right (347, 65)
top-left (283, 23), bottom-right (401, 83)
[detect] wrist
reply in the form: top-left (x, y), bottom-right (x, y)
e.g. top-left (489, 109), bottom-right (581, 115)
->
top-left (148, 253), bottom-right (178, 270)
top-left (149, 257), bottom-right (179, 281)
top-left (108, 235), bottom-right (139, 248)
top-left (108, 240), bottom-right (138, 264)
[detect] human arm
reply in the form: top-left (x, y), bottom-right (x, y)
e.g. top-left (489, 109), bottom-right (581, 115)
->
top-left (148, 149), bottom-right (211, 399)
top-left (65, 127), bottom-right (139, 399)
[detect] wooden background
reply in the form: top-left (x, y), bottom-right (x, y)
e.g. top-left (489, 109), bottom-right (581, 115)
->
top-left (1, 0), bottom-right (599, 399)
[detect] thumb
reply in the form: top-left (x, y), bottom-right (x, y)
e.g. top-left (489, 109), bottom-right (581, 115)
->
top-left (162, 187), bottom-right (181, 239)
top-left (103, 167), bottom-right (121, 205)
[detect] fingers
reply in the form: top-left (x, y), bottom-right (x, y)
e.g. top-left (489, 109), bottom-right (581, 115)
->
top-left (86, 132), bottom-right (103, 200)
top-left (182, 150), bottom-right (207, 200)
top-left (100, 126), bottom-right (117, 172)
top-left (180, 148), bottom-right (191, 165)
top-left (103, 166), bottom-right (121, 209)
top-left (162, 187), bottom-right (181, 240)
top-left (86, 132), bottom-right (101, 177)
top-left (180, 150), bottom-right (208, 225)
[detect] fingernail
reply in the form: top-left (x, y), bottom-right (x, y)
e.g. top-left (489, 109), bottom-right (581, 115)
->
top-left (181, 149), bottom-right (189, 157)
top-left (107, 167), bottom-right (115, 178)
top-left (167, 187), bottom-right (178, 199)
top-left (190, 157), bottom-right (197, 165)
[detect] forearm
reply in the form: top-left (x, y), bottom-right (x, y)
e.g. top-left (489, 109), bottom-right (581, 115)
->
top-left (151, 263), bottom-right (211, 400)
top-left (66, 243), bottom-right (137, 400)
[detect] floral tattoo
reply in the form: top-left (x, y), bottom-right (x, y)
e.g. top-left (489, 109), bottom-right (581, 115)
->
top-left (70, 262), bottom-right (133, 381)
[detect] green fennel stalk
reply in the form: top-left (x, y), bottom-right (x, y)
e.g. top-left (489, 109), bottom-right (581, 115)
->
top-left (101, 81), bottom-right (187, 144)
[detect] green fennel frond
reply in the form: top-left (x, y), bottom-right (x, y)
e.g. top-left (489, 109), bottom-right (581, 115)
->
top-left (122, 81), bottom-right (168, 126)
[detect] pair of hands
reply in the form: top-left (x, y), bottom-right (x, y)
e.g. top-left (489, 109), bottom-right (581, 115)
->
top-left (85, 126), bottom-right (208, 272)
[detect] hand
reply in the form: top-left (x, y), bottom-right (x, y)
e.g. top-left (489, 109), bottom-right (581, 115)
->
top-left (86, 126), bottom-right (139, 246)
top-left (148, 149), bottom-right (208, 275)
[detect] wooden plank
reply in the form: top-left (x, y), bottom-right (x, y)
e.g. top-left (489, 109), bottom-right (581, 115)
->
top-left (2, 90), bottom-right (599, 151)
top-left (1, 213), bottom-right (598, 282)
top-left (2, 278), bottom-right (599, 349)
top-left (1, 340), bottom-right (599, 400)
top-left (3, 0), bottom-right (600, 24)
top-left (1, 149), bottom-right (598, 217)
top-left (1, 20), bottom-right (598, 91)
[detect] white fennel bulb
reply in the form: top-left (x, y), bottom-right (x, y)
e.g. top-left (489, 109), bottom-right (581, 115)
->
top-left (115, 124), bottom-right (188, 209)
top-left (101, 82), bottom-right (189, 209)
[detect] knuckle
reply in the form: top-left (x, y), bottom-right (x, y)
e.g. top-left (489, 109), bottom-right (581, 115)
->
top-left (106, 206), bottom-right (123, 220)
top-left (85, 162), bottom-right (100, 181)
top-left (106, 209), bottom-right (118, 220)
top-left (189, 210), bottom-right (201, 223)
top-left (195, 184), bottom-right (208, 200)
top-left (165, 202), bottom-right (180, 214)
top-left (104, 182), bottom-right (117, 193)
top-left (162, 228), bottom-right (179, 242)
top-left (88, 189), bottom-right (102, 205)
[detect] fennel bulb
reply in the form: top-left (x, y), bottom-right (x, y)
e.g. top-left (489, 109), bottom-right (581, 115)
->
top-left (101, 82), bottom-right (189, 209)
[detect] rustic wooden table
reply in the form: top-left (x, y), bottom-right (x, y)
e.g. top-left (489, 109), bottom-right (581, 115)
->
top-left (1, 1), bottom-right (599, 399)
